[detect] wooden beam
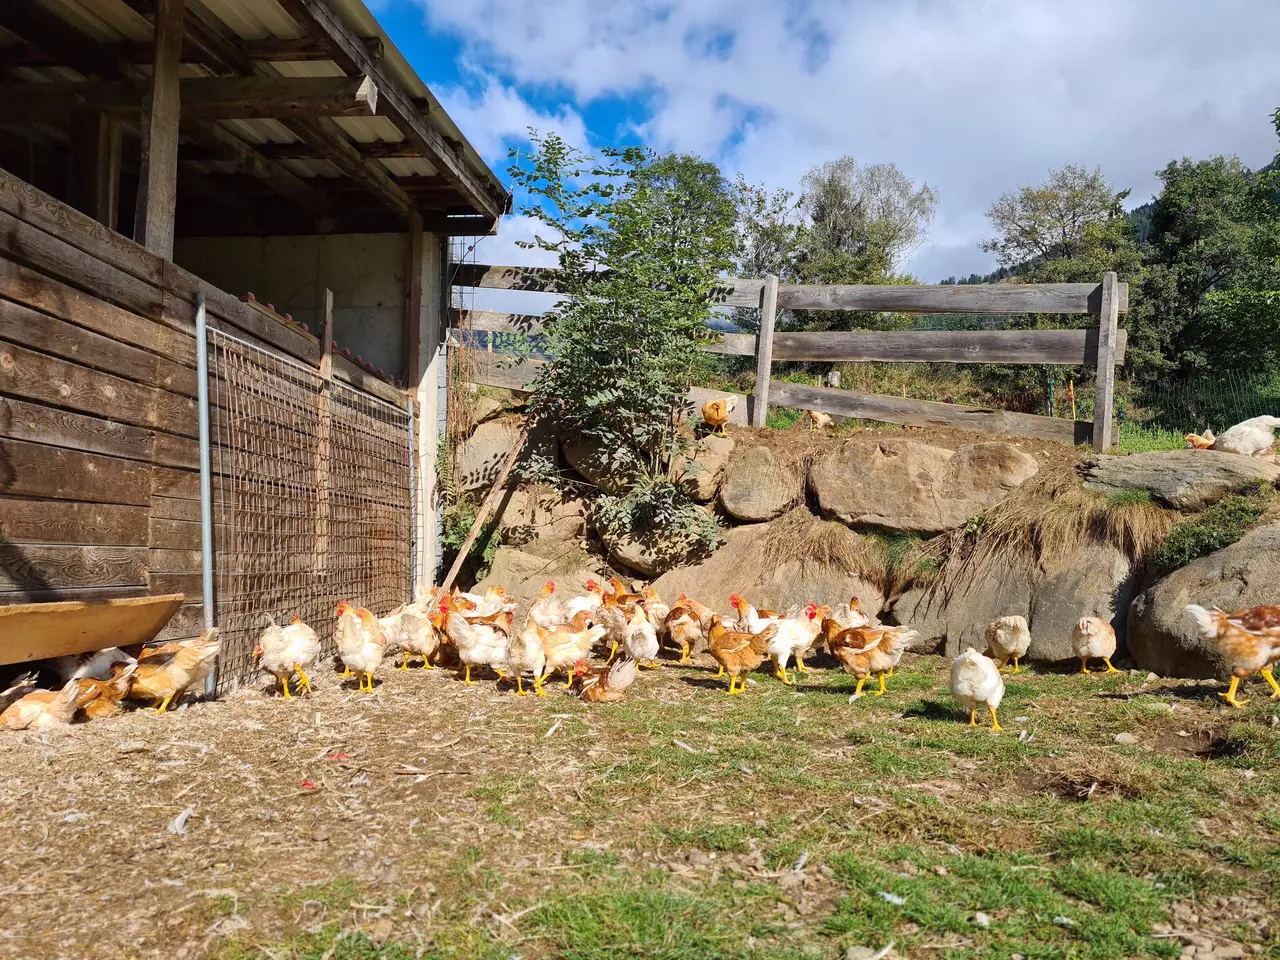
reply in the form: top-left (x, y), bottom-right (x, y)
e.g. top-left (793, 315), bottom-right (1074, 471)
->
top-left (777, 281), bottom-right (1129, 315)
top-left (0, 0), bottom-right (130, 78)
top-left (239, 35), bottom-right (384, 62)
top-left (0, 75), bottom-right (379, 121)
top-left (255, 140), bottom-right (426, 161)
top-left (769, 381), bottom-right (1091, 446)
top-left (133, 0), bottom-right (184, 259)
top-left (751, 274), bottom-right (778, 427)
top-left (67, 110), bottom-right (121, 230)
top-left (284, 117), bottom-right (416, 219)
top-left (767, 328), bottom-right (1129, 365)
top-left (285, 0), bottom-right (507, 220)
top-left (1092, 271), bottom-right (1121, 452)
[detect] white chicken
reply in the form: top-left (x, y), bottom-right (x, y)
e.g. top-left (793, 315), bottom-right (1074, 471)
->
top-left (255, 615), bottom-right (321, 697)
top-left (729, 594), bottom-right (780, 634)
top-left (335, 601), bottom-right (388, 693)
top-left (1, 679), bottom-right (80, 731)
top-left (436, 601), bottom-right (512, 685)
top-left (453, 586), bottom-right (509, 618)
top-left (766, 604), bottom-right (828, 684)
top-left (52, 647), bottom-right (135, 682)
top-left (985, 616), bottom-right (1032, 673)
top-left (381, 605), bottom-right (440, 670)
top-left (527, 581), bottom-right (566, 631)
top-left (504, 620), bottom-right (548, 695)
top-left (641, 586), bottom-right (670, 634)
top-left (623, 604), bottom-right (660, 667)
top-left (563, 578), bottom-right (606, 621)
top-left (832, 595), bottom-right (874, 630)
top-left (1070, 617), bottom-right (1118, 674)
top-left (949, 648), bottom-right (1004, 731)
top-left (1212, 415), bottom-right (1280, 458)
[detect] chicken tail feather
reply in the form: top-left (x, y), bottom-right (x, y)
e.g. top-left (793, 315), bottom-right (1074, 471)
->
top-left (1185, 604), bottom-right (1225, 640)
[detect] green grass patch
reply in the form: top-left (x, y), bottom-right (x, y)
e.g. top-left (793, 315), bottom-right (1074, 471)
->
top-left (1152, 487), bottom-right (1270, 574)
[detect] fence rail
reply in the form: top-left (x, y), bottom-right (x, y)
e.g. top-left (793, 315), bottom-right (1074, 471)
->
top-left (453, 265), bottom-right (1128, 449)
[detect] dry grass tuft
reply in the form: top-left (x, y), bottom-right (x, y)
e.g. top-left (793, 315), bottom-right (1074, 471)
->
top-left (760, 508), bottom-right (888, 586)
top-left (1038, 750), bottom-right (1153, 801)
top-left (931, 473), bottom-right (1177, 593)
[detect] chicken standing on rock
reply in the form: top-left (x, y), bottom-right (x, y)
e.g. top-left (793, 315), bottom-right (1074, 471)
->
top-left (985, 616), bottom-right (1031, 673)
top-left (1070, 617), bottom-right (1118, 674)
top-left (701, 395), bottom-right (737, 436)
top-left (1, 679), bottom-right (80, 730)
top-left (335, 602), bottom-right (387, 693)
top-left (573, 657), bottom-right (638, 703)
top-left (255, 615), bottom-right (321, 697)
top-left (707, 616), bottom-right (777, 695)
top-left (950, 648), bottom-right (1004, 731)
top-left (1186, 604), bottom-right (1280, 708)
top-left (126, 630), bottom-right (221, 713)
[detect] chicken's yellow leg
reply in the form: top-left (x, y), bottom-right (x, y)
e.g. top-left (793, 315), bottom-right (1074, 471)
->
top-left (1219, 675), bottom-right (1249, 709)
top-left (421, 658), bottom-right (434, 670)
top-left (969, 707), bottom-right (977, 727)
top-left (725, 675), bottom-right (738, 695)
top-left (714, 664), bottom-right (725, 678)
top-left (365, 672), bottom-right (375, 693)
top-left (988, 705), bottom-right (1003, 732)
top-left (515, 676), bottom-right (526, 696)
top-left (534, 674), bottom-right (546, 697)
top-left (339, 664), bottom-right (352, 677)
top-left (399, 659), bottom-right (409, 671)
top-left (1261, 667), bottom-right (1280, 700)
top-left (1012, 656), bottom-right (1021, 674)
top-left (463, 663), bottom-right (474, 686)
top-left (853, 677), bottom-right (866, 698)
top-left (1079, 657), bottom-right (1090, 674)
top-left (295, 664), bottom-right (312, 692)
top-left (564, 668), bottom-right (574, 688)
top-left (606, 641), bottom-right (618, 665)
top-left (281, 675), bottom-right (292, 699)
top-left (874, 673), bottom-right (887, 696)
top-left (1103, 658), bottom-right (1119, 674)
top-left (887, 665), bottom-right (895, 678)
top-left (795, 653), bottom-right (808, 674)
top-left (154, 695), bottom-right (173, 714)
top-left (777, 664), bottom-right (793, 686)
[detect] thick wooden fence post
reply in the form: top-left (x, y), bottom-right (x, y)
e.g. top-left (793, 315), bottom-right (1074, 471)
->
top-left (750, 273), bottom-right (778, 427)
top-left (1092, 271), bottom-right (1120, 451)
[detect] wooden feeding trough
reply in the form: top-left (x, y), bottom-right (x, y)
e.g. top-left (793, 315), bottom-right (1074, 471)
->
top-left (0, 595), bottom-right (187, 666)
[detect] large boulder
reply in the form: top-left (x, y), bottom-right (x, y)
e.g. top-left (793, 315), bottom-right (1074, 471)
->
top-left (674, 434), bottom-right (735, 502)
top-left (1128, 521), bottom-right (1280, 678)
top-left (599, 525), bottom-right (713, 578)
top-left (472, 543), bottom-right (602, 622)
top-left (455, 419), bottom-right (523, 492)
top-left (651, 518), bottom-right (885, 618)
top-left (810, 439), bottom-right (1039, 533)
top-left (889, 542), bottom-right (1138, 661)
top-left (719, 446), bottom-right (800, 522)
top-left (495, 486), bottom-right (588, 546)
top-left (1081, 450), bottom-right (1279, 510)
top-left (562, 438), bottom-right (633, 495)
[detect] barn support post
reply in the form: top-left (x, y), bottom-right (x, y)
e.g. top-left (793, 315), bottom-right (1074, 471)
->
top-left (750, 273), bottom-right (779, 427)
top-left (133, 0), bottom-right (184, 258)
top-left (194, 293), bottom-right (216, 695)
top-left (413, 232), bottom-right (445, 595)
top-left (1091, 271), bottom-right (1120, 451)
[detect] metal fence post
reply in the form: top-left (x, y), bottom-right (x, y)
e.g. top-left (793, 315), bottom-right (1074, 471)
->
top-left (1092, 271), bottom-right (1120, 451)
top-left (195, 294), bottom-right (217, 695)
top-left (750, 273), bottom-right (779, 427)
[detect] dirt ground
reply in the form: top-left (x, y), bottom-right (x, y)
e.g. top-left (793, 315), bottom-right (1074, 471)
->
top-left (1, 645), bottom-right (1278, 960)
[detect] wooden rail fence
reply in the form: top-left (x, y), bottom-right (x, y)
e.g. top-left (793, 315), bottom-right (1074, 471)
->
top-left (451, 265), bottom-right (1128, 450)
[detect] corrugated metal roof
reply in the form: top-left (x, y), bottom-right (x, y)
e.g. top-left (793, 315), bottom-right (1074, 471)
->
top-left (22, 0), bottom-right (503, 203)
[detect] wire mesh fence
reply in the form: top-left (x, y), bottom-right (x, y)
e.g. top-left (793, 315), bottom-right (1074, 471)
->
top-left (210, 329), bottom-right (414, 691)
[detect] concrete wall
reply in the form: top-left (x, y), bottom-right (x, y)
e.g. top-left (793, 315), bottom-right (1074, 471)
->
top-left (415, 230), bottom-right (446, 595)
top-left (173, 233), bottom-right (410, 379)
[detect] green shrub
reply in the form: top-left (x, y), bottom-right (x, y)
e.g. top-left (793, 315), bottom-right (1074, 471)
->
top-left (1152, 488), bottom-right (1269, 574)
top-left (441, 500), bottom-right (502, 580)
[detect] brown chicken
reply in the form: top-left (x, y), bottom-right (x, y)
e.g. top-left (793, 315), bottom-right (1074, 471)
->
top-left (607, 576), bottom-right (643, 606)
top-left (675, 593), bottom-right (718, 634)
top-left (0, 680), bottom-right (80, 730)
top-left (706, 616), bottom-right (778, 695)
top-left (126, 630), bottom-right (221, 712)
top-left (573, 657), bottom-right (638, 703)
top-left (701, 395), bottom-right (737, 436)
top-left (664, 605), bottom-right (705, 663)
top-left (1185, 429), bottom-right (1215, 450)
top-left (823, 619), bottom-right (887, 699)
top-left (73, 663), bottom-right (137, 719)
top-left (1187, 604), bottom-right (1280, 708)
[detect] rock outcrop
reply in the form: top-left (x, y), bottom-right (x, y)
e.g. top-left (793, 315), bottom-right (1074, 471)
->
top-left (674, 434), bottom-right (735, 502)
top-left (1127, 522), bottom-right (1280, 678)
top-left (719, 447), bottom-right (800, 522)
top-left (454, 419), bottom-right (524, 492)
top-left (810, 438), bottom-right (1039, 533)
top-left (1081, 450), bottom-right (1280, 510)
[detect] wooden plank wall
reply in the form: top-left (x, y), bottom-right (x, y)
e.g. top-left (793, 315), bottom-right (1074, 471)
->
top-left (0, 166), bottom-right (349, 644)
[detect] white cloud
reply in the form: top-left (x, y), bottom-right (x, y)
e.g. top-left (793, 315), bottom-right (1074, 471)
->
top-left (432, 75), bottom-right (591, 168)
top-left (419, 0), bottom-right (1280, 280)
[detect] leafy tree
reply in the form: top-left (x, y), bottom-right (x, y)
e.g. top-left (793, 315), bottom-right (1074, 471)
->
top-left (981, 164), bottom-right (1125, 267)
top-left (1132, 154), bottom-right (1280, 377)
top-left (728, 176), bottom-right (804, 330)
top-left (506, 131), bottom-right (734, 558)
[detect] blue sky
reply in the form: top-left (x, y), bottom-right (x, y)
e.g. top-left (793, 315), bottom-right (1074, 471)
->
top-left (372, 0), bottom-right (1280, 283)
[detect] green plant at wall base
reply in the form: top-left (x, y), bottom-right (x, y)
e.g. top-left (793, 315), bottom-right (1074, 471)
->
top-left (506, 131), bottom-right (735, 554)
top-left (1152, 488), bottom-right (1270, 575)
top-left (441, 501), bottom-right (502, 579)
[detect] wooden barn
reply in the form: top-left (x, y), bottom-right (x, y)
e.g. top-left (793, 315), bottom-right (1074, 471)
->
top-left (0, 0), bottom-right (510, 685)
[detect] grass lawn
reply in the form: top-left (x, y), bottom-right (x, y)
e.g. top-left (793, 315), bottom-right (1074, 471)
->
top-left (169, 655), bottom-right (1280, 960)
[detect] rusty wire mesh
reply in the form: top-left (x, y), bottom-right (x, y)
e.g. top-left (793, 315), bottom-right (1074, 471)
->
top-left (210, 329), bottom-right (414, 691)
